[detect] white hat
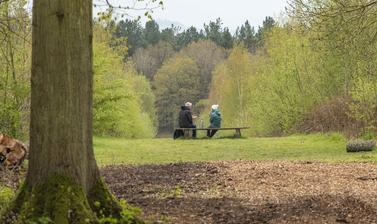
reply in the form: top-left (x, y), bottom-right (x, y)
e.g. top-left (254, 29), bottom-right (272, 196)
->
top-left (185, 102), bottom-right (192, 107)
top-left (211, 104), bottom-right (219, 110)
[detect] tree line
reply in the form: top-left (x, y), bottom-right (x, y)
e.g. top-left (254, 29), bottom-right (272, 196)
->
top-left (0, 0), bottom-right (277, 137)
top-left (113, 17), bottom-right (275, 56)
top-left (1, 0), bottom-right (376, 138)
top-left (111, 17), bottom-right (276, 133)
top-left (209, 0), bottom-right (377, 138)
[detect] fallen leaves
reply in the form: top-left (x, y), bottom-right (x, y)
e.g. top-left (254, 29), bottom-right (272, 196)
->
top-left (102, 161), bottom-right (377, 224)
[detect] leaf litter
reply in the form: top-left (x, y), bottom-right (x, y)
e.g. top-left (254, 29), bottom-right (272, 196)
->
top-left (2, 161), bottom-right (377, 223)
top-left (102, 161), bottom-right (377, 224)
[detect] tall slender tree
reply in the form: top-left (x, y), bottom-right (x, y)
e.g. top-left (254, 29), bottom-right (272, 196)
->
top-left (144, 20), bottom-right (160, 46)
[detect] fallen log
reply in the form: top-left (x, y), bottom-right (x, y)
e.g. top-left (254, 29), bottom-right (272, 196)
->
top-left (0, 134), bottom-right (28, 168)
top-left (346, 139), bottom-right (376, 153)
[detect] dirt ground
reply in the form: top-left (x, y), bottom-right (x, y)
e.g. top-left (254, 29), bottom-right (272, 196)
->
top-left (2, 161), bottom-right (377, 223)
top-left (102, 161), bottom-right (377, 224)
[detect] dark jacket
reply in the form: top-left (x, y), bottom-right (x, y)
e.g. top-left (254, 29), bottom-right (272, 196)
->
top-left (209, 109), bottom-right (221, 128)
top-left (178, 106), bottom-right (193, 128)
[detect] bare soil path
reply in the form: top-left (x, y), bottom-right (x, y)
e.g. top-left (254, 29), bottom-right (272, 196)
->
top-left (102, 161), bottom-right (377, 224)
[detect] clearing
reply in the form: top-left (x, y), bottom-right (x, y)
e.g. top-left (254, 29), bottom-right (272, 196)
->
top-left (2, 134), bottom-right (377, 223)
top-left (94, 134), bottom-right (377, 165)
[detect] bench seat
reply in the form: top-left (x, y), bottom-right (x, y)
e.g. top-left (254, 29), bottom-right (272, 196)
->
top-left (174, 127), bottom-right (250, 138)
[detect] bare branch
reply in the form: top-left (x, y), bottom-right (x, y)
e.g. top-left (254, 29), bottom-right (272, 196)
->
top-left (94, 0), bottom-right (163, 20)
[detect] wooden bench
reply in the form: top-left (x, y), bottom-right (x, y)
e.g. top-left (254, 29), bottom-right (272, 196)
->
top-left (174, 127), bottom-right (250, 139)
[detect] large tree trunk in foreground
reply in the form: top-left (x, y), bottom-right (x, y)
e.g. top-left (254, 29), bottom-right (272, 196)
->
top-left (28, 0), bottom-right (97, 195)
top-left (2, 1), bottom-right (141, 223)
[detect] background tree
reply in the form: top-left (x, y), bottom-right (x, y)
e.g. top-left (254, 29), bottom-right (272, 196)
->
top-left (160, 25), bottom-right (180, 48)
top-left (154, 55), bottom-right (201, 131)
top-left (204, 18), bottom-right (234, 49)
top-left (175, 26), bottom-right (203, 50)
top-left (143, 20), bottom-right (161, 46)
top-left (94, 25), bottom-right (156, 138)
top-left (204, 18), bottom-right (223, 46)
top-left (235, 20), bottom-right (257, 53)
top-left (0, 0), bottom-right (30, 139)
top-left (221, 27), bottom-right (234, 49)
top-left (256, 16), bottom-right (276, 47)
top-left (151, 40), bottom-right (226, 133)
top-left (114, 19), bottom-right (145, 56)
top-left (180, 40), bottom-right (227, 99)
top-left (129, 73), bottom-right (158, 129)
top-left (132, 41), bottom-right (174, 80)
top-left (209, 45), bottom-right (253, 129)
top-left (288, 0), bottom-right (377, 136)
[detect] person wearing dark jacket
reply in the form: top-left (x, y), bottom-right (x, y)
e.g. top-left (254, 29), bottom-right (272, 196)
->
top-left (174, 102), bottom-right (196, 139)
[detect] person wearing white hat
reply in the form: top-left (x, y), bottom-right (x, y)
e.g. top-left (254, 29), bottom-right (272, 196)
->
top-left (207, 104), bottom-right (221, 137)
top-left (176, 102), bottom-right (197, 138)
top-left (185, 102), bottom-right (193, 108)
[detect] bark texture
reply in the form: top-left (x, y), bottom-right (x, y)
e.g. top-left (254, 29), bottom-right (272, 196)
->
top-left (1, 0), bottom-right (143, 223)
top-left (27, 0), bottom-right (97, 192)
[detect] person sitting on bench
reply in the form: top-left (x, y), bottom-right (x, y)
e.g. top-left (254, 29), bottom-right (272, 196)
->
top-left (176, 102), bottom-right (197, 138)
top-left (207, 104), bottom-right (222, 138)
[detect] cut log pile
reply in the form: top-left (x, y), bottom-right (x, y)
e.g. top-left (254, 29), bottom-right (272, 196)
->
top-left (0, 134), bottom-right (28, 168)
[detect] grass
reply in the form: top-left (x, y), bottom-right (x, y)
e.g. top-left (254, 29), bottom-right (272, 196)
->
top-left (94, 133), bottom-right (377, 166)
top-left (1, 133), bottom-right (376, 215)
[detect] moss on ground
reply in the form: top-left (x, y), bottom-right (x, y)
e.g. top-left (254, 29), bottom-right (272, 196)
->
top-left (1, 175), bottom-right (143, 224)
top-left (89, 178), bottom-right (143, 223)
top-left (0, 186), bottom-right (15, 214)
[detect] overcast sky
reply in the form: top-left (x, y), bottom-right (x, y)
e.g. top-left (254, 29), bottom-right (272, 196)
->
top-left (155, 0), bottom-right (288, 29)
top-left (105, 0), bottom-right (289, 31)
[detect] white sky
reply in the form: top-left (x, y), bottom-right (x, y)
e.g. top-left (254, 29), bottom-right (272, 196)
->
top-left (105, 0), bottom-right (289, 31)
top-left (28, 1), bottom-right (289, 30)
top-left (155, 0), bottom-right (288, 29)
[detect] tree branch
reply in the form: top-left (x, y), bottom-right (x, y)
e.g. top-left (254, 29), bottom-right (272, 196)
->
top-left (94, 0), bottom-right (163, 20)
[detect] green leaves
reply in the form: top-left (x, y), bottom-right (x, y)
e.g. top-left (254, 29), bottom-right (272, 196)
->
top-left (154, 55), bottom-right (201, 131)
top-left (93, 25), bottom-right (156, 138)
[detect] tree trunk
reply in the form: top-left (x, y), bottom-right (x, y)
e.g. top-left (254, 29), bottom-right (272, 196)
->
top-left (2, 0), bottom-right (142, 223)
top-left (28, 0), bottom-right (96, 195)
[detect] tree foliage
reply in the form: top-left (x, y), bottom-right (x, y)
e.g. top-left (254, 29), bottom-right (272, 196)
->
top-left (132, 41), bottom-right (174, 80)
top-left (93, 25), bottom-right (156, 138)
top-left (113, 17), bottom-right (274, 58)
top-left (114, 19), bottom-right (145, 56)
top-left (152, 40), bottom-right (226, 132)
top-left (5, 0), bottom-right (376, 138)
top-left (180, 40), bottom-right (227, 99)
top-left (0, 0), bottom-right (30, 139)
top-left (209, 45), bottom-right (253, 130)
top-left (207, 1), bottom-right (377, 137)
top-left (154, 55), bottom-right (201, 131)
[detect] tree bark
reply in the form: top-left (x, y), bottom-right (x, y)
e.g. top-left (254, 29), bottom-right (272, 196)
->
top-left (27, 0), bottom-right (97, 194)
top-left (2, 0), bottom-right (142, 223)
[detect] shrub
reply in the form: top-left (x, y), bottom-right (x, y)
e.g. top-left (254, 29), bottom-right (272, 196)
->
top-left (295, 97), bottom-right (363, 138)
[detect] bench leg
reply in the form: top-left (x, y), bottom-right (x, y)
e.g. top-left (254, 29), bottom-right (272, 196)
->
top-left (235, 129), bottom-right (241, 138)
top-left (184, 130), bottom-right (190, 138)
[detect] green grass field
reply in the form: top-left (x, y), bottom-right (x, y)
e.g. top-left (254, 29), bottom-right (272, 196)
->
top-left (94, 133), bottom-right (377, 166)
